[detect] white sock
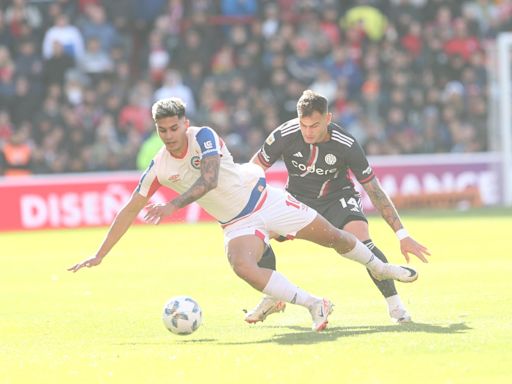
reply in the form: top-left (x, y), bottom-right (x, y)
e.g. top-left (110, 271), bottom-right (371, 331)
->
top-left (343, 239), bottom-right (385, 274)
top-left (386, 294), bottom-right (405, 310)
top-left (262, 271), bottom-right (319, 308)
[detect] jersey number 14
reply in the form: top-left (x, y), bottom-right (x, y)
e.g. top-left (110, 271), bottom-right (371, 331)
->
top-left (339, 197), bottom-right (361, 212)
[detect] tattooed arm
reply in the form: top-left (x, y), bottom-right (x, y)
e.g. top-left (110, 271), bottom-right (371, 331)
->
top-left (143, 155), bottom-right (220, 224)
top-left (171, 155), bottom-right (220, 208)
top-left (362, 177), bottom-right (430, 263)
top-left (362, 177), bottom-right (403, 232)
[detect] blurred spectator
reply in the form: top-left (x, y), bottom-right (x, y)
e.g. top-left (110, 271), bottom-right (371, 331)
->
top-left (146, 30), bottom-right (170, 84)
top-left (0, 44), bottom-right (15, 107)
top-left (0, 124), bottom-right (32, 176)
top-left (0, 109), bottom-right (13, 145)
top-left (79, 37), bottom-right (114, 80)
top-left (341, 5), bottom-right (388, 42)
top-left (154, 69), bottom-right (196, 116)
top-left (220, 0), bottom-right (258, 18)
top-left (77, 3), bottom-right (120, 53)
top-left (4, 0), bottom-right (43, 35)
top-left (119, 85), bottom-right (153, 136)
top-left (42, 13), bottom-right (85, 61)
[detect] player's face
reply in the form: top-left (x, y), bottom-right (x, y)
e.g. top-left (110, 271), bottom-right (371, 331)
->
top-left (298, 111), bottom-right (332, 144)
top-left (155, 116), bottom-right (190, 156)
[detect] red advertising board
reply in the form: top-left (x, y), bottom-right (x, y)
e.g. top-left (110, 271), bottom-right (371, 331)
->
top-left (0, 153), bottom-right (502, 232)
top-left (0, 173), bottom-right (211, 231)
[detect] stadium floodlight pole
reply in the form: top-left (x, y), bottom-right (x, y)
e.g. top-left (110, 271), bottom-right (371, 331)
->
top-left (498, 32), bottom-right (512, 207)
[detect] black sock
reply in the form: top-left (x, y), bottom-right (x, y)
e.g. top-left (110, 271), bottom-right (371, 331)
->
top-left (363, 239), bottom-right (397, 298)
top-left (258, 245), bottom-right (276, 270)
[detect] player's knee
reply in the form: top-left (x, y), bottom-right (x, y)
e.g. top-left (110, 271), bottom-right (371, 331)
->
top-left (229, 253), bottom-right (257, 281)
top-left (332, 229), bottom-right (358, 253)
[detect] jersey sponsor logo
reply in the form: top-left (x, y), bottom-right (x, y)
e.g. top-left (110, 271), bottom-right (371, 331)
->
top-left (190, 156), bottom-right (200, 169)
top-left (265, 133), bottom-right (275, 145)
top-left (291, 160), bottom-right (337, 175)
top-left (204, 140), bottom-right (213, 150)
top-left (362, 166), bottom-right (372, 175)
top-left (168, 174), bottom-right (181, 182)
top-left (325, 154), bottom-right (336, 165)
top-left (293, 151), bottom-right (303, 158)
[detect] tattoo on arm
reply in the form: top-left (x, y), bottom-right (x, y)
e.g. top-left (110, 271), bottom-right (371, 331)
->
top-left (363, 178), bottom-right (403, 231)
top-left (171, 155), bottom-right (220, 208)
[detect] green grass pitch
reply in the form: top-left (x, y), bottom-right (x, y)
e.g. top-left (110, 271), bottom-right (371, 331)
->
top-left (1, 209), bottom-right (511, 383)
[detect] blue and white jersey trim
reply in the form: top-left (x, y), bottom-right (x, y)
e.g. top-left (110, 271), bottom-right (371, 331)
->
top-left (219, 178), bottom-right (266, 225)
top-left (196, 127), bottom-right (219, 158)
top-left (136, 159), bottom-right (154, 193)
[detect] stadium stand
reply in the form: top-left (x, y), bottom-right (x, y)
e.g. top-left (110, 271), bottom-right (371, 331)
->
top-left (0, 0), bottom-right (510, 175)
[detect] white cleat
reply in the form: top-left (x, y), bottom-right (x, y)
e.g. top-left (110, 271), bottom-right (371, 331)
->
top-left (371, 264), bottom-right (418, 283)
top-left (244, 296), bottom-right (286, 324)
top-left (389, 306), bottom-right (412, 324)
top-left (309, 298), bottom-right (333, 332)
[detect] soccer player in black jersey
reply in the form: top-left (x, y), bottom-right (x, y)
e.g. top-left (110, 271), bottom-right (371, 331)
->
top-left (245, 90), bottom-right (430, 324)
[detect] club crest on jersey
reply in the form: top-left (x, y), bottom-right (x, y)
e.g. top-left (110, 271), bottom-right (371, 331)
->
top-left (191, 156), bottom-right (200, 169)
top-left (325, 154), bottom-right (337, 165)
top-left (265, 133), bottom-right (275, 145)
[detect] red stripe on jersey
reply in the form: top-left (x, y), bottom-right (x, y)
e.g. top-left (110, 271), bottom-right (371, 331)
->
top-left (255, 230), bottom-right (265, 241)
top-left (257, 152), bottom-right (271, 167)
top-left (306, 145), bottom-right (317, 168)
top-left (299, 145), bottom-right (318, 177)
top-left (359, 174), bottom-right (375, 184)
top-left (318, 180), bottom-right (330, 198)
top-left (147, 177), bottom-right (162, 198)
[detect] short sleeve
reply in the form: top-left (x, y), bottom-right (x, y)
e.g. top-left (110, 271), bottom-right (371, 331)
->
top-left (346, 140), bottom-right (375, 184)
top-left (257, 120), bottom-right (296, 167)
top-left (136, 159), bottom-right (161, 197)
top-left (195, 127), bottom-right (220, 158)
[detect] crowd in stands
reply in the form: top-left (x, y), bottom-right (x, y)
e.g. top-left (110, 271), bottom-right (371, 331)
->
top-left (0, 0), bottom-right (510, 175)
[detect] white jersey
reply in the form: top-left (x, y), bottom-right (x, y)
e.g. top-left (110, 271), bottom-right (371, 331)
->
top-left (136, 126), bottom-right (265, 223)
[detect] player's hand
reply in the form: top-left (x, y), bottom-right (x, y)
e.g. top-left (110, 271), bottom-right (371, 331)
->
top-left (68, 255), bottom-right (103, 273)
top-left (399, 237), bottom-right (430, 263)
top-left (143, 202), bottom-right (178, 224)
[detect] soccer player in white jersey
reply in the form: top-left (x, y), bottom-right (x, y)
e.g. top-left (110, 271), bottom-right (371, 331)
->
top-left (245, 90), bottom-right (430, 325)
top-left (68, 97), bottom-right (419, 332)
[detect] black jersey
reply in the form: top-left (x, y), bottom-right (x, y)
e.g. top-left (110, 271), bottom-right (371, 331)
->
top-left (257, 118), bottom-right (375, 207)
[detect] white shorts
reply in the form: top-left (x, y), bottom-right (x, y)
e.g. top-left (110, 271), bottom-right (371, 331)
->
top-left (222, 185), bottom-right (318, 247)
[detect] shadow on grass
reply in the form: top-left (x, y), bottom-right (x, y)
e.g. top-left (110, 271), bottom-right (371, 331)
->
top-left (116, 338), bottom-right (218, 345)
top-left (216, 322), bottom-right (472, 346)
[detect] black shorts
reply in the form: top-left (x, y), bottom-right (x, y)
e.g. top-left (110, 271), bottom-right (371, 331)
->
top-left (275, 192), bottom-right (367, 242)
top-left (310, 191), bottom-right (367, 229)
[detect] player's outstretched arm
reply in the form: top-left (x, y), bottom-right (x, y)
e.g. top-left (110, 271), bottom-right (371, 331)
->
top-left (144, 154), bottom-right (220, 224)
top-left (68, 192), bottom-right (149, 272)
top-left (362, 177), bottom-right (430, 263)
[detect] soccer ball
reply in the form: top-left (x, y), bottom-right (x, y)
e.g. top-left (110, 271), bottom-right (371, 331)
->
top-left (162, 296), bottom-right (202, 335)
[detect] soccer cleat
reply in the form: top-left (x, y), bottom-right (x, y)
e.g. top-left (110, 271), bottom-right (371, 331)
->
top-left (309, 298), bottom-right (333, 332)
top-left (389, 306), bottom-right (412, 324)
top-left (244, 296), bottom-right (286, 324)
top-left (370, 264), bottom-right (418, 283)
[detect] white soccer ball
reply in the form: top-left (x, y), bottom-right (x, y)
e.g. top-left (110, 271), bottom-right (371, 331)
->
top-left (162, 296), bottom-right (202, 335)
